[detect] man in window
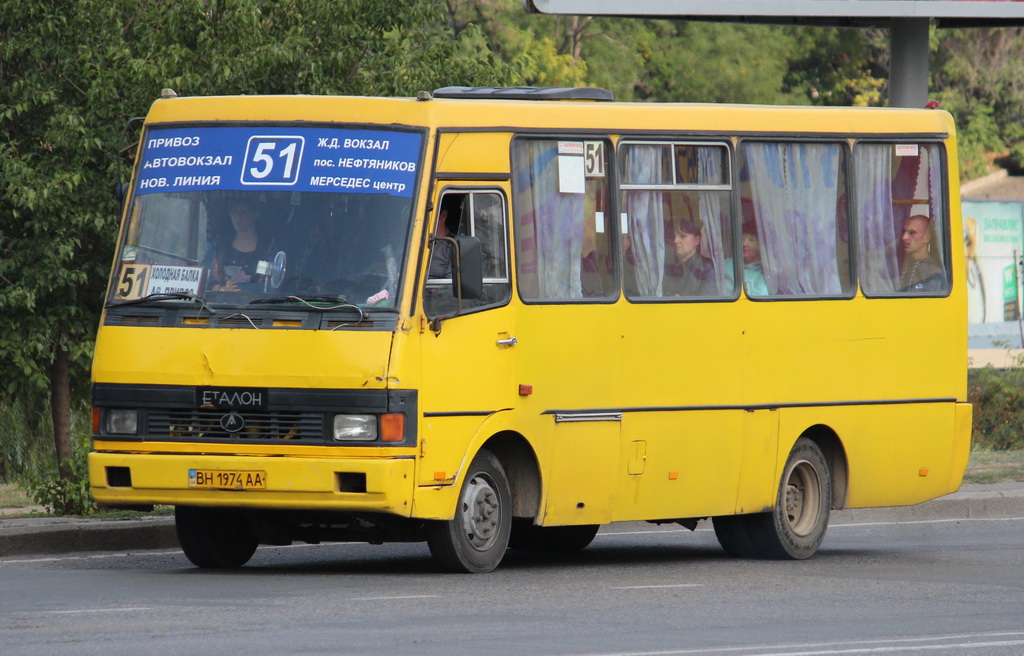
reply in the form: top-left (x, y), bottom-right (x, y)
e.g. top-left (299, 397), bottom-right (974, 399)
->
top-left (898, 214), bottom-right (944, 292)
top-left (429, 196), bottom-right (464, 279)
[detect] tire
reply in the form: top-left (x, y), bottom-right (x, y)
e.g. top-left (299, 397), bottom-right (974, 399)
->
top-left (508, 520), bottom-right (600, 553)
top-left (427, 449), bottom-right (512, 573)
top-left (712, 513), bottom-right (758, 558)
top-left (713, 437), bottom-right (831, 560)
top-left (175, 506), bottom-right (259, 569)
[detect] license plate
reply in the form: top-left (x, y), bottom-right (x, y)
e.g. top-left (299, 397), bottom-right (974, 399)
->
top-left (188, 469), bottom-right (266, 490)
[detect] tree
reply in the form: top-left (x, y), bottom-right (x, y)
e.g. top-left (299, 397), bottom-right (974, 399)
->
top-left (0, 0), bottom-right (512, 501)
top-left (932, 27), bottom-right (1024, 178)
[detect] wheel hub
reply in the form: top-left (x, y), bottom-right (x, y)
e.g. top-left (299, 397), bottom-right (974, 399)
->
top-left (461, 475), bottom-right (500, 551)
top-left (785, 460), bottom-right (820, 537)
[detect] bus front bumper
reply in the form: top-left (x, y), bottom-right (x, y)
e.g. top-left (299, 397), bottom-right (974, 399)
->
top-left (88, 451), bottom-right (416, 516)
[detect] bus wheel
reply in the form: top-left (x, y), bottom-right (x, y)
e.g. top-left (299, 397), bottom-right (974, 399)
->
top-left (713, 437), bottom-right (831, 560)
top-left (175, 506), bottom-right (258, 568)
top-left (427, 449), bottom-right (511, 573)
top-left (508, 520), bottom-right (599, 553)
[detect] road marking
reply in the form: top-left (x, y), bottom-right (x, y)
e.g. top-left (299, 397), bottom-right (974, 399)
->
top-left (349, 595), bottom-right (442, 601)
top-left (35, 607), bottom-right (152, 615)
top-left (565, 631), bottom-right (1024, 656)
top-left (609, 584), bottom-right (703, 590)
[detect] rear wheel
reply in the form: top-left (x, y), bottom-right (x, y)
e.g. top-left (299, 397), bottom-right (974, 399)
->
top-left (713, 437), bottom-right (831, 560)
top-left (508, 521), bottom-right (599, 553)
top-left (175, 506), bottom-right (259, 569)
top-left (427, 449), bottom-right (511, 573)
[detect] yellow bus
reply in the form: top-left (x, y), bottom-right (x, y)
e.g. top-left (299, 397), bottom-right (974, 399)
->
top-left (89, 87), bottom-right (971, 572)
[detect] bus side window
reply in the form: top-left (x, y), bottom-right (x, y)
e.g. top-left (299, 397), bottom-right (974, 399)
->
top-left (738, 141), bottom-right (852, 298)
top-left (512, 138), bottom-right (615, 302)
top-left (424, 190), bottom-right (511, 317)
top-left (854, 142), bottom-right (949, 296)
top-left (619, 141), bottom-right (733, 300)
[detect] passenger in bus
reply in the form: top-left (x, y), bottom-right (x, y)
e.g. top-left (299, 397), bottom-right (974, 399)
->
top-left (209, 199), bottom-right (274, 292)
top-left (898, 214), bottom-right (945, 292)
top-left (663, 218), bottom-right (716, 296)
top-left (742, 220), bottom-right (769, 296)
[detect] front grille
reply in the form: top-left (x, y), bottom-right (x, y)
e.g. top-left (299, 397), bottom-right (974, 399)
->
top-left (146, 409), bottom-right (325, 444)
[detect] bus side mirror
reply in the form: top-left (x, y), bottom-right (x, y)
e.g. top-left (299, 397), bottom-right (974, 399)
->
top-left (454, 235), bottom-right (483, 300)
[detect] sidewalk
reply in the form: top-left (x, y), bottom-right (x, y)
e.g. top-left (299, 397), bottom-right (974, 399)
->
top-left (1, 483), bottom-right (1023, 559)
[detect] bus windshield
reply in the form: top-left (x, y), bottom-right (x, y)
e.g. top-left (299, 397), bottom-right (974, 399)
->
top-left (109, 124), bottom-right (423, 309)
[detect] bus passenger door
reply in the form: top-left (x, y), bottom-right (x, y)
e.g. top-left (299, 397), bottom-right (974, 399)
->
top-left (418, 188), bottom-right (516, 486)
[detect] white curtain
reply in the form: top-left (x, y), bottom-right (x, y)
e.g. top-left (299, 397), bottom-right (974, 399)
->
top-left (855, 145), bottom-right (900, 293)
top-left (697, 149), bottom-right (726, 293)
top-left (745, 143), bottom-right (843, 295)
top-left (514, 141), bottom-right (585, 299)
top-left (624, 145), bottom-right (666, 296)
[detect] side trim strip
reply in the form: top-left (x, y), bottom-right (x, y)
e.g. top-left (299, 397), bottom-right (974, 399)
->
top-left (554, 412), bottom-right (624, 423)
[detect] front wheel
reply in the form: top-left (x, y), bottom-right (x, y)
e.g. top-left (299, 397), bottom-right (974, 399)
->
top-left (175, 506), bottom-right (259, 568)
top-left (713, 437), bottom-right (831, 560)
top-left (427, 449), bottom-right (512, 573)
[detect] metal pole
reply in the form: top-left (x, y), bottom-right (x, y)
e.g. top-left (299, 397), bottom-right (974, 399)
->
top-left (889, 18), bottom-right (931, 108)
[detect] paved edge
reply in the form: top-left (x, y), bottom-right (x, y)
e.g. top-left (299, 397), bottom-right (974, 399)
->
top-left (1, 484), bottom-right (1022, 558)
top-left (0, 518), bottom-right (177, 558)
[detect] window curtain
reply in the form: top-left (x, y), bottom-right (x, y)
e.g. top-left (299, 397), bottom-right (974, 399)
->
top-left (623, 145), bottom-right (666, 296)
top-left (855, 145), bottom-right (900, 293)
top-left (744, 142), bottom-right (843, 295)
top-left (697, 149), bottom-right (726, 293)
top-left (926, 147), bottom-right (945, 265)
top-left (513, 141), bottom-right (585, 299)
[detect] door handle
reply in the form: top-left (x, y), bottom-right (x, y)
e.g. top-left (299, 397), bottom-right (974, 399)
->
top-left (496, 337), bottom-right (518, 347)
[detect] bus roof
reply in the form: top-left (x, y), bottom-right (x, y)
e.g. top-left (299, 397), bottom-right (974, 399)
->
top-left (144, 90), bottom-right (955, 138)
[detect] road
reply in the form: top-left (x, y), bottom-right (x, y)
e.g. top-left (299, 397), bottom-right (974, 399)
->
top-left (2, 516), bottom-right (1024, 656)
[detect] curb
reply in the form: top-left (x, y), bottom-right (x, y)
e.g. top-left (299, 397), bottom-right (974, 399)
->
top-left (0, 517), bottom-right (177, 558)
top-left (834, 484), bottom-right (1024, 523)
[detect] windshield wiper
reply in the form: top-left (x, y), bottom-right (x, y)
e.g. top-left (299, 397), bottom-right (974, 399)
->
top-left (106, 292), bottom-right (216, 315)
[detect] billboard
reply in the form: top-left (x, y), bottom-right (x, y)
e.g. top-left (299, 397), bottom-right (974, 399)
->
top-left (526, 0), bottom-right (1024, 26)
top-left (963, 199), bottom-right (1024, 323)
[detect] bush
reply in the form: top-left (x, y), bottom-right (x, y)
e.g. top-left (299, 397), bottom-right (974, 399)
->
top-left (968, 365), bottom-right (1024, 450)
top-left (21, 407), bottom-right (97, 516)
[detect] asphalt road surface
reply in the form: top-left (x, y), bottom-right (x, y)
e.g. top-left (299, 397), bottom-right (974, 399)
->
top-left (2, 516), bottom-right (1023, 656)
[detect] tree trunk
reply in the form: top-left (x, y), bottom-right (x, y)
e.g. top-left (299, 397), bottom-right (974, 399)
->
top-left (51, 347), bottom-right (73, 482)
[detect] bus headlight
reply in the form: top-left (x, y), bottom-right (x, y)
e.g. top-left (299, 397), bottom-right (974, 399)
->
top-left (332, 415), bottom-right (377, 441)
top-left (106, 409), bottom-right (139, 435)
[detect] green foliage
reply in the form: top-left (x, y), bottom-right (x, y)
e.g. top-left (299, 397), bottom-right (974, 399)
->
top-left (0, 397), bottom-right (52, 484)
top-left (933, 27), bottom-right (1024, 177)
top-left (968, 365), bottom-right (1024, 451)
top-left (22, 407), bottom-right (97, 516)
top-left (784, 27), bottom-right (888, 107)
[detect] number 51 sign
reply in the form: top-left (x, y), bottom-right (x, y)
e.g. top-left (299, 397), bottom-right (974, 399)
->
top-left (241, 136), bottom-right (305, 186)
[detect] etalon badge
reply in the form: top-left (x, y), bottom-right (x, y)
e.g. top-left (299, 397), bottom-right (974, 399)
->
top-left (220, 412), bottom-right (245, 433)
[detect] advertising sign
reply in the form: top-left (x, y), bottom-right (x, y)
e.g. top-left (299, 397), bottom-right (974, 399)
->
top-left (963, 199), bottom-right (1024, 323)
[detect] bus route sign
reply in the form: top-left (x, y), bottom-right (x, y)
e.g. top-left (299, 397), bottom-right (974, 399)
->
top-left (135, 126), bottom-right (423, 198)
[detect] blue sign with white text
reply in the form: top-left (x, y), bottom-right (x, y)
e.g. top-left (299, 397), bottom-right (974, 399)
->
top-left (135, 126), bottom-right (422, 197)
